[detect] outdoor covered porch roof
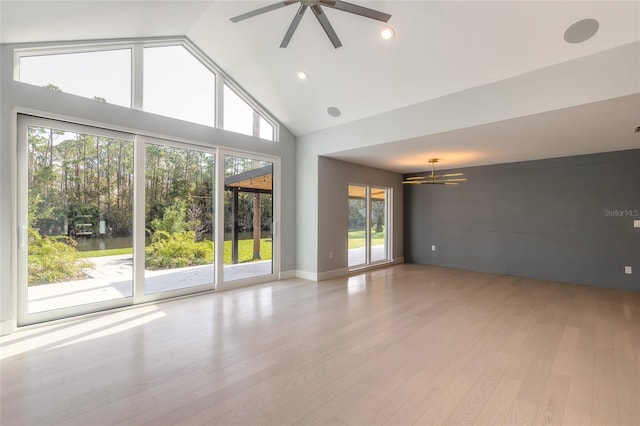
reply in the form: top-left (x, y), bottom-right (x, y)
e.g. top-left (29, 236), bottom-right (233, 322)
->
top-left (224, 164), bottom-right (272, 192)
top-left (348, 185), bottom-right (386, 200)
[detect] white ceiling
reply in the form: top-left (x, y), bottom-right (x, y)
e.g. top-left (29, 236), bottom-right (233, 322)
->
top-left (1, 1), bottom-right (639, 172)
top-left (189, 1), bottom-right (639, 136)
top-left (327, 94), bottom-right (640, 173)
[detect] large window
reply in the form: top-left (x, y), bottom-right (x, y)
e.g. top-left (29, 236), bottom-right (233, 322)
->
top-left (19, 118), bottom-right (135, 320)
top-left (17, 115), bottom-right (279, 326)
top-left (15, 39), bottom-right (278, 141)
top-left (143, 46), bottom-right (215, 127)
top-left (18, 49), bottom-right (132, 107)
top-left (224, 84), bottom-right (275, 140)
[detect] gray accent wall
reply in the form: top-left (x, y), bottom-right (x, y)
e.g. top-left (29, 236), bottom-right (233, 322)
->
top-left (404, 150), bottom-right (640, 291)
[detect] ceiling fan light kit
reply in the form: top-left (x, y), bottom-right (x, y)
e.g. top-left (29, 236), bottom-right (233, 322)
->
top-left (230, 0), bottom-right (392, 48)
top-left (402, 159), bottom-right (467, 185)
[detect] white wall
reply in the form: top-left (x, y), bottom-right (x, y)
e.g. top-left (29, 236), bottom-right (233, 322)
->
top-left (0, 42), bottom-right (297, 333)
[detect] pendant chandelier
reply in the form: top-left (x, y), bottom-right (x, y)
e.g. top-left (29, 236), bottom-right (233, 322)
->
top-left (402, 159), bottom-right (467, 185)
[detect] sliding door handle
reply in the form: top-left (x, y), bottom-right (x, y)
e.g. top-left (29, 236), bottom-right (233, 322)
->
top-left (18, 226), bottom-right (27, 248)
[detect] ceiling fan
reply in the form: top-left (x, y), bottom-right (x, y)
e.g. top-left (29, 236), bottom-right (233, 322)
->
top-left (230, 0), bottom-right (392, 49)
top-left (402, 159), bottom-right (467, 185)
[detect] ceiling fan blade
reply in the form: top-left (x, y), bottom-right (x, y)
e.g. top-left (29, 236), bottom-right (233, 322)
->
top-left (320, 0), bottom-right (391, 22)
top-left (230, 1), bottom-right (297, 23)
top-left (281, 4), bottom-right (308, 47)
top-left (311, 4), bottom-right (342, 48)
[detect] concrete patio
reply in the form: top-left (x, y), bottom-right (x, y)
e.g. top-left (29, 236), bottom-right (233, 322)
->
top-left (28, 245), bottom-right (386, 313)
top-left (28, 255), bottom-right (272, 313)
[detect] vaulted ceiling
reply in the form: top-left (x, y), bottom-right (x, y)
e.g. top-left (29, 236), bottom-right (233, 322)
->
top-left (1, 1), bottom-right (639, 171)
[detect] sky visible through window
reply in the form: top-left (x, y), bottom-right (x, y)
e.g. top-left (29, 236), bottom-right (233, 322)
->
top-left (224, 84), bottom-right (274, 140)
top-left (18, 45), bottom-right (275, 140)
top-left (19, 49), bottom-right (132, 107)
top-left (144, 46), bottom-right (215, 127)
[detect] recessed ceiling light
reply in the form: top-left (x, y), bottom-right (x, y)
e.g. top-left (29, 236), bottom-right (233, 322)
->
top-left (564, 18), bottom-right (599, 44)
top-left (380, 26), bottom-right (395, 40)
top-left (327, 106), bottom-right (341, 117)
top-left (297, 71), bottom-right (307, 80)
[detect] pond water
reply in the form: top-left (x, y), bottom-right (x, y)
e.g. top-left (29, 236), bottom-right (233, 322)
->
top-left (75, 236), bottom-right (134, 252)
top-left (74, 232), bottom-right (273, 252)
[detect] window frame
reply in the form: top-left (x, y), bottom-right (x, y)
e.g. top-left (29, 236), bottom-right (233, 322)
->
top-left (13, 37), bottom-right (279, 142)
top-left (15, 113), bottom-right (281, 326)
top-left (347, 183), bottom-right (392, 270)
top-left (222, 83), bottom-right (276, 141)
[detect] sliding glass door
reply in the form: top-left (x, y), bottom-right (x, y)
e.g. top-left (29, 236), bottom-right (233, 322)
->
top-left (370, 187), bottom-right (388, 263)
top-left (222, 153), bottom-right (274, 283)
top-left (142, 140), bottom-right (216, 296)
top-left (17, 116), bottom-right (278, 326)
top-left (348, 185), bottom-right (367, 268)
top-left (18, 117), bottom-right (135, 324)
top-left (348, 184), bottom-right (390, 269)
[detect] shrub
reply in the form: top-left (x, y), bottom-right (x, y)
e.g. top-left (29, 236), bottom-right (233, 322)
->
top-left (145, 230), bottom-right (213, 269)
top-left (28, 228), bottom-right (93, 285)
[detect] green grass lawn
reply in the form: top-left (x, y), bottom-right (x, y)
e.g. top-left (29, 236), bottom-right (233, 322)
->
top-left (81, 232), bottom-right (375, 260)
top-left (80, 239), bottom-right (273, 264)
top-left (80, 247), bottom-right (132, 258)
top-left (348, 230), bottom-right (385, 249)
top-left (224, 239), bottom-right (272, 264)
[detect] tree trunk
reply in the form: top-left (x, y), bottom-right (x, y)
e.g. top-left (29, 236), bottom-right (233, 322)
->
top-left (96, 137), bottom-right (100, 219)
top-left (106, 140), bottom-right (111, 222)
top-left (48, 128), bottom-right (54, 168)
top-left (83, 137), bottom-right (87, 204)
top-left (116, 143), bottom-right (122, 209)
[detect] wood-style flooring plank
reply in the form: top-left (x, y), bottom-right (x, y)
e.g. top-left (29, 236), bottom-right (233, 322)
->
top-left (1, 265), bottom-right (639, 426)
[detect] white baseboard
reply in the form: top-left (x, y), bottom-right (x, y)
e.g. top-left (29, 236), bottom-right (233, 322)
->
top-left (296, 268), bottom-right (346, 282)
top-left (317, 267), bottom-right (350, 281)
top-left (296, 259), bottom-right (405, 282)
top-left (295, 270), bottom-right (318, 281)
top-left (0, 320), bottom-right (15, 336)
top-left (278, 270), bottom-right (297, 280)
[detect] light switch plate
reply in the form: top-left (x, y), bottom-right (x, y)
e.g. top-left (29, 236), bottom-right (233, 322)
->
top-left (625, 266), bottom-right (632, 274)
top-left (431, 245), bottom-right (436, 251)
top-left (634, 220), bottom-right (640, 228)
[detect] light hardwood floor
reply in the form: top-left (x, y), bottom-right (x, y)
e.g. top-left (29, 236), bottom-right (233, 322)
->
top-left (1, 264), bottom-right (639, 425)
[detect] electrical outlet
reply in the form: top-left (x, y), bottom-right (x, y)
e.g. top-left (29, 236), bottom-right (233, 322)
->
top-left (329, 251), bottom-right (333, 259)
top-left (625, 266), bottom-right (632, 274)
top-left (431, 245), bottom-right (436, 251)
